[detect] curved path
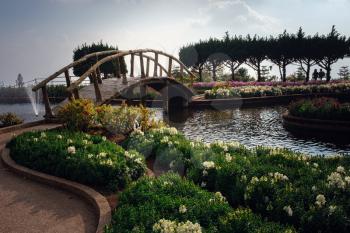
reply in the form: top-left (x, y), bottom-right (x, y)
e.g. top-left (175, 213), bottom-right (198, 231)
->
top-left (0, 124), bottom-right (97, 233)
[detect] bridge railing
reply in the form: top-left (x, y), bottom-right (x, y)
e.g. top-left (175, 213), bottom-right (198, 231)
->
top-left (31, 49), bottom-right (197, 118)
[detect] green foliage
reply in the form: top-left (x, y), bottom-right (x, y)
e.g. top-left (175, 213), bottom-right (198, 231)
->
top-left (126, 126), bottom-right (350, 232)
top-left (7, 130), bottom-right (146, 191)
top-left (0, 112), bottom-right (23, 127)
top-left (58, 99), bottom-right (163, 133)
top-left (73, 41), bottom-right (127, 77)
top-left (288, 97), bottom-right (350, 121)
top-left (107, 173), bottom-right (292, 233)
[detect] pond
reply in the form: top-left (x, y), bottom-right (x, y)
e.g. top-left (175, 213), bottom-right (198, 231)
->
top-left (1, 103), bottom-right (349, 156)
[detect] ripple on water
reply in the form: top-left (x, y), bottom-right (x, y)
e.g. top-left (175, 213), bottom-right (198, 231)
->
top-left (160, 106), bottom-right (350, 156)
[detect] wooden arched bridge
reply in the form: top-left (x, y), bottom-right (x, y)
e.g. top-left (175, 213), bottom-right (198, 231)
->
top-left (32, 49), bottom-right (197, 117)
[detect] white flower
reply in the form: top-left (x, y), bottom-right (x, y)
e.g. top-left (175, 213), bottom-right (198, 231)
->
top-left (33, 138), bottom-right (39, 142)
top-left (153, 219), bottom-right (202, 233)
top-left (179, 205), bottom-right (187, 214)
top-left (57, 135), bottom-right (63, 139)
top-left (201, 182), bottom-right (207, 187)
top-left (40, 132), bottom-right (46, 138)
top-left (202, 170), bottom-right (208, 176)
top-left (169, 160), bottom-right (176, 169)
top-left (329, 205), bottom-right (337, 215)
top-left (102, 136), bottom-right (107, 141)
top-left (189, 142), bottom-right (195, 148)
top-left (225, 153), bottom-right (232, 162)
top-left (99, 152), bottom-right (107, 158)
top-left (67, 139), bottom-right (73, 144)
top-left (283, 205), bottom-right (293, 216)
top-left (82, 139), bottom-right (88, 145)
top-left (202, 161), bottom-right (215, 170)
top-left (327, 172), bottom-right (346, 189)
top-left (87, 154), bottom-right (93, 159)
top-left (345, 176), bottom-right (350, 184)
top-left (336, 166), bottom-right (345, 174)
top-left (313, 163), bottom-right (319, 168)
top-left (67, 146), bottom-right (76, 154)
top-left (311, 186), bottom-right (317, 191)
top-left (214, 192), bottom-right (226, 202)
top-left (315, 194), bottom-right (326, 208)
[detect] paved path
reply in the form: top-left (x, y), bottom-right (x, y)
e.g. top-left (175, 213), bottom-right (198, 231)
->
top-left (0, 124), bottom-right (97, 233)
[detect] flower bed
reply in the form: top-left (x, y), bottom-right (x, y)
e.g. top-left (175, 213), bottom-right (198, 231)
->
top-left (125, 127), bottom-right (350, 233)
top-left (193, 80), bottom-right (347, 91)
top-left (7, 130), bottom-right (147, 192)
top-left (203, 82), bottom-right (350, 99)
top-left (105, 173), bottom-right (294, 233)
top-left (288, 98), bottom-right (350, 121)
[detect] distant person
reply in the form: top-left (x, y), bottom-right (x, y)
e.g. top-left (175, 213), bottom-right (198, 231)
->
top-left (319, 69), bottom-right (325, 81)
top-left (312, 69), bottom-right (319, 81)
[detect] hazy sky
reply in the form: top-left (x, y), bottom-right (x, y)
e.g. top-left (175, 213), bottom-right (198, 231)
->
top-left (1, 0), bottom-right (350, 84)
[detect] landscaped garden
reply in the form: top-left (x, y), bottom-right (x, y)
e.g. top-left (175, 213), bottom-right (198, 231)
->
top-left (5, 99), bottom-right (350, 233)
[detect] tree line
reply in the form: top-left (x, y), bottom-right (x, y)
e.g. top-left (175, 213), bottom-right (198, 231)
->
top-left (179, 26), bottom-right (350, 82)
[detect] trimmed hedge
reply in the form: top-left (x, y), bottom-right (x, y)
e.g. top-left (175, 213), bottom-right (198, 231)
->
top-left (106, 173), bottom-right (294, 233)
top-left (7, 130), bottom-right (147, 191)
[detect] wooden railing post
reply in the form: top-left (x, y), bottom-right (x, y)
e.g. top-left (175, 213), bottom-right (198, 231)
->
top-left (159, 66), bottom-right (163, 77)
top-left (115, 58), bottom-right (121, 78)
top-left (153, 53), bottom-right (158, 77)
top-left (180, 65), bottom-right (184, 83)
top-left (168, 57), bottom-right (173, 78)
top-left (91, 71), bottom-right (102, 102)
top-left (64, 70), bottom-right (73, 101)
top-left (130, 54), bottom-right (134, 78)
top-left (73, 88), bottom-right (80, 99)
top-left (146, 58), bottom-right (150, 77)
top-left (139, 52), bottom-right (145, 78)
top-left (96, 67), bottom-right (103, 83)
top-left (41, 86), bottom-right (53, 118)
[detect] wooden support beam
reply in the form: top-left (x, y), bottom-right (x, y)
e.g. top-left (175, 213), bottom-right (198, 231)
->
top-left (153, 53), bottom-right (158, 77)
top-left (91, 72), bottom-right (102, 103)
top-left (139, 52), bottom-right (145, 78)
top-left (180, 65), bottom-right (184, 83)
top-left (160, 66), bottom-right (163, 77)
top-left (115, 58), bottom-right (121, 78)
top-left (168, 57), bottom-right (173, 78)
top-left (73, 88), bottom-right (80, 99)
top-left (96, 67), bottom-right (102, 83)
top-left (146, 58), bottom-right (150, 77)
top-left (64, 70), bottom-right (73, 100)
top-left (41, 86), bottom-right (53, 118)
top-left (130, 54), bottom-right (134, 77)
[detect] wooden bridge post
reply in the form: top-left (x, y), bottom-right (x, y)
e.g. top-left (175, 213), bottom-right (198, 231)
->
top-left (64, 70), bottom-right (73, 101)
top-left (162, 80), bottom-right (169, 114)
top-left (96, 67), bottom-right (103, 84)
top-left (73, 88), bottom-right (80, 99)
top-left (146, 58), bottom-right (150, 77)
top-left (91, 71), bottom-right (102, 103)
top-left (168, 57), bottom-right (173, 78)
top-left (41, 86), bottom-right (53, 118)
top-left (130, 54), bottom-right (134, 78)
top-left (139, 52), bottom-right (146, 78)
top-left (159, 67), bottom-right (163, 77)
top-left (153, 53), bottom-right (158, 77)
top-left (115, 58), bottom-right (121, 78)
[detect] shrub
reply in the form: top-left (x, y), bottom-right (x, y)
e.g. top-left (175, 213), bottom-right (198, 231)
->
top-left (125, 127), bottom-right (350, 232)
top-left (7, 130), bottom-right (147, 191)
top-left (0, 112), bottom-right (23, 128)
top-left (288, 98), bottom-right (350, 121)
top-left (58, 99), bottom-right (163, 133)
top-left (57, 99), bottom-right (96, 131)
top-left (106, 173), bottom-right (292, 233)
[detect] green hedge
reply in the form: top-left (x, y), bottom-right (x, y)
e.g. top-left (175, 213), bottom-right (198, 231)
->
top-left (106, 173), bottom-right (294, 233)
top-left (288, 97), bottom-right (350, 121)
top-left (125, 127), bottom-right (350, 233)
top-left (8, 130), bottom-right (147, 191)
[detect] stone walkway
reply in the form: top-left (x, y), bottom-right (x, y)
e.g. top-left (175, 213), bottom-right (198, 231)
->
top-left (0, 124), bottom-right (97, 233)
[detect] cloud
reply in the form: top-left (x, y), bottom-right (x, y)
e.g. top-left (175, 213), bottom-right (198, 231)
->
top-left (188, 0), bottom-right (281, 35)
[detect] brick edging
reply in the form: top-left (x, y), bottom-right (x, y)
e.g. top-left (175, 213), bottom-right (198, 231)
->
top-left (1, 148), bottom-right (111, 233)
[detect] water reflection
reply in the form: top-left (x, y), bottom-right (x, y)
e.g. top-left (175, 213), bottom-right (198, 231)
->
top-left (159, 106), bottom-right (350, 156)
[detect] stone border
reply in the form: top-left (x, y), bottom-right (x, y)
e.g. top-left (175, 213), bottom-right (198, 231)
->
top-left (282, 112), bottom-right (350, 135)
top-left (0, 120), bottom-right (48, 134)
top-left (1, 148), bottom-right (111, 233)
